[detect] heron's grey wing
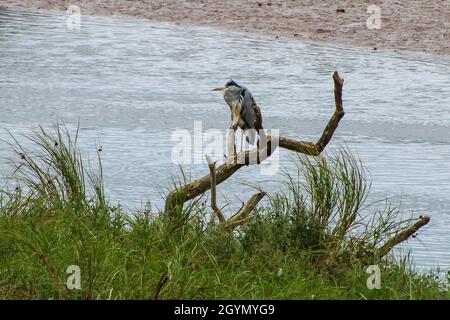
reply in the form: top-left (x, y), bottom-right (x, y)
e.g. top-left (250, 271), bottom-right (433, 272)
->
top-left (239, 90), bottom-right (256, 129)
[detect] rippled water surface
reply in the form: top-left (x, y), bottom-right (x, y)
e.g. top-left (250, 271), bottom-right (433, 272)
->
top-left (1, 7), bottom-right (450, 270)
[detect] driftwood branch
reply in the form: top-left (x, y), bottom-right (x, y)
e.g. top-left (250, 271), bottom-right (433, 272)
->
top-left (377, 215), bottom-right (430, 259)
top-left (226, 191), bottom-right (266, 230)
top-left (205, 155), bottom-right (225, 223)
top-left (206, 154), bottom-right (266, 229)
top-left (164, 71), bottom-right (345, 213)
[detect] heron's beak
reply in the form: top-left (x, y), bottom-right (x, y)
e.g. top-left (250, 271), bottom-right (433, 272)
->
top-left (212, 87), bottom-right (225, 92)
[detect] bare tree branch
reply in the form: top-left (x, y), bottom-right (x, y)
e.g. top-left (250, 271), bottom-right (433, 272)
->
top-left (165, 71), bottom-right (345, 213)
top-left (226, 191), bottom-right (266, 230)
top-left (377, 215), bottom-right (430, 259)
top-left (205, 155), bottom-right (225, 223)
top-left (206, 154), bottom-right (265, 228)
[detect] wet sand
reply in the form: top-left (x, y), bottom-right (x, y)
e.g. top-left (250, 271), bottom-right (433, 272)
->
top-left (2, 0), bottom-right (450, 55)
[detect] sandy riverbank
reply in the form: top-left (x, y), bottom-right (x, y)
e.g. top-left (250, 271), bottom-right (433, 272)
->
top-left (2, 0), bottom-right (450, 55)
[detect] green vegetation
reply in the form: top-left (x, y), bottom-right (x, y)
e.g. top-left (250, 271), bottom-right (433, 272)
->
top-left (0, 126), bottom-right (448, 300)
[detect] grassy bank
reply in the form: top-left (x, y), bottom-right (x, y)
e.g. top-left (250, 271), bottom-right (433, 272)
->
top-left (0, 126), bottom-right (448, 299)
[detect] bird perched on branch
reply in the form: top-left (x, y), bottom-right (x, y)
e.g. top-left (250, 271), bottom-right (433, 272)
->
top-left (212, 80), bottom-right (264, 151)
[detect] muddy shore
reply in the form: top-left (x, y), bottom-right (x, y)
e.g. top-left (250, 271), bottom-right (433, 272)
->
top-left (2, 0), bottom-right (450, 55)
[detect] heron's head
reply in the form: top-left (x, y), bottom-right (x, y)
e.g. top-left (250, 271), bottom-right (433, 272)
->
top-left (212, 80), bottom-right (241, 93)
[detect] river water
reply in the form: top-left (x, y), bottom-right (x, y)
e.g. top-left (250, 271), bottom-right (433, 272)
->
top-left (1, 6), bottom-right (449, 270)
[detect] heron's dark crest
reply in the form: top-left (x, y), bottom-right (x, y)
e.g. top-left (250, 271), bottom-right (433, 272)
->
top-left (225, 80), bottom-right (240, 88)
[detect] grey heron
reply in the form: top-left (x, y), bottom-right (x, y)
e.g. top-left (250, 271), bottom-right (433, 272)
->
top-left (212, 80), bottom-right (264, 152)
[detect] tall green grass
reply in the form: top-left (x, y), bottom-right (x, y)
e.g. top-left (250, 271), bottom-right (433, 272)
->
top-left (0, 125), bottom-right (448, 299)
top-left (242, 150), bottom-right (418, 269)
